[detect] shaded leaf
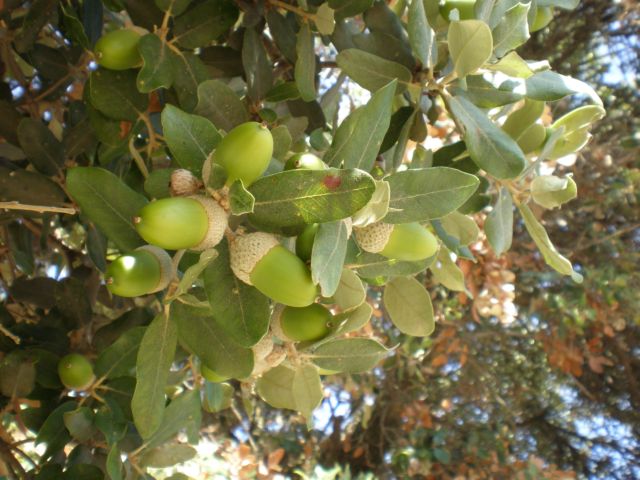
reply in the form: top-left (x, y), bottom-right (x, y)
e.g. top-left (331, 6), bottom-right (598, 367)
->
top-left (336, 49), bottom-right (411, 93)
top-left (95, 327), bottom-right (146, 379)
top-left (17, 119), bottom-right (64, 176)
top-left (310, 338), bottom-right (389, 373)
top-left (137, 34), bottom-right (176, 93)
top-left (485, 187), bottom-right (513, 255)
top-left (324, 80), bottom-right (396, 170)
top-left (518, 204), bottom-right (582, 282)
top-left (311, 220), bottom-right (349, 297)
top-left (385, 167), bottom-right (480, 223)
top-left (173, 0), bottom-right (238, 49)
top-left (242, 27), bottom-right (273, 102)
top-left (172, 302), bottom-right (254, 378)
top-left (161, 104), bottom-right (220, 176)
top-left (295, 23), bottom-right (316, 102)
top-left (89, 69), bottom-right (148, 121)
top-left (384, 276), bottom-right (435, 337)
top-left (66, 167), bottom-right (148, 252)
top-left (448, 20), bottom-right (493, 78)
top-left (132, 314), bottom-right (178, 439)
top-left (447, 95), bottom-right (526, 179)
top-left (249, 169), bottom-right (375, 228)
top-left (194, 79), bottom-right (248, 132)
top-left (203, 240), bottom-right (270, 348)
top-left (292, 364), bottom-right (323, 419)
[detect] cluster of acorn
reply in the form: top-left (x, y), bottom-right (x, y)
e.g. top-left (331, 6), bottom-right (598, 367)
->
top-left (60, 29), bottom-right (442, 388)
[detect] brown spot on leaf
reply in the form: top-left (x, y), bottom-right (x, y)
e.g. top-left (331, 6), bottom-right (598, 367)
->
top-left (323, 175), bottom-right (341, 190)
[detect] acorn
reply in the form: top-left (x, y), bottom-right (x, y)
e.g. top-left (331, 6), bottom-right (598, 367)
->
top-left (94, 29), bottom-right (142, 71)
top-left (134, 196), bottom-right (228, 251)
top-left (106, 245), bottom-right (173, 297)
top-left (229, 232), bottom-right (317, 307)
top-left (201, 364), bottom-right (230, 383)
top-left (278, 303), bottom-right (332, 342)
top-left (214, 122), bottom-right (273, 187)
top-left (284, 153), bottom-right (328, 171)
top-left (170, 169), bottom-right (202, 196)
top-left (531, 6), bottom-right (553, 32)
top-left (295, 223), bottom-right (319, 262)
top-left (354, 222), bottom-right (438, 261)
top-left (58, 354), bottom-right (95, 390)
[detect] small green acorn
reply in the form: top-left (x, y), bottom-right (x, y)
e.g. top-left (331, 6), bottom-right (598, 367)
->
top-left (278, 303), bottom-right (332, 342)
top-left (94, 29), bottom-right (142, 70)
top-left (531, 6), bottom-right (553, 32)
top-left (354, 222), bottom-right (438, 261)
top-left (58, 354), bottom-right (95, 390)
top-left (106, 245), bottom-right (173, 297)
top-left (295, 223), bottom-right (319, 262)
top-left (214, 122), bottom-right (273, 186)
top-left (284, 153), bottom-right (328, 171)
top-left (201, 364), bottom-right (230, 383)
top-left (134, 196), bottom-right (228, 251)
top-left (439, 0), bottom-right (476, 21)
top-left (229, 232), bottom-right (317, 307)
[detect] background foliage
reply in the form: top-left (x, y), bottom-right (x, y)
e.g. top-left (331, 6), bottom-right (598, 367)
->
top-left (0, 0), bottom-right (638, 479)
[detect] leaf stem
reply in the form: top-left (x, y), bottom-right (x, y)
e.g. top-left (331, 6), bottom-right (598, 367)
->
top-left (128, 136), bottom-right (150, 178)
top-left (268, 0), bottom-right (314, 20)
top-left (0, 201), bottom-right (76, 215)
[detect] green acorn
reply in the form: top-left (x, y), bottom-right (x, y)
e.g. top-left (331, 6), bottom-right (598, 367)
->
top-left (214, 122), bottom-right (273, 186)
top-left (94, 29), bottom-right (142, 70)
top-left (439, 0), bottom-right (476, 21)
top-left (531, 6), bottom-right (553, 32)
top-left (134, 196), bottom-right (228, 251)
top-left (295, 223), bottom-right (319, 262)
top-left (284, 153), bottom-right (328, 171)
top-left (278, 303), bottom-right (332, 342)
top-left (58, 354), bottom-right (95, 390)
top-left (229, 232), bottom-right (317, 307)
top-left (201, 364), bottom-right (230, 383)
top-left (354, 222), bottom-right (438, 261)
top-left (106, 245), bottom-right (173, 297)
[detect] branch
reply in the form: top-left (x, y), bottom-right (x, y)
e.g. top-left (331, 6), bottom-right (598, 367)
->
top-left (0, 201), bottom-right (76, 215)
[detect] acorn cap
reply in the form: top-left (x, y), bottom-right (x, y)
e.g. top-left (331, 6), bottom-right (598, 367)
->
top-left (135, 245), bottom-right (174, 292)
top-left (229, 232), bottom-right (280, 285)
top-left (354, 222), bottom-right (394, 253)
top-left (190, 196), bottom-right (229, 251)
top-left (252, 334), bottom-right (274, 361)
top-left (270, 305), bottom-right (291, 342)
top-left (343, 217), bottom-right (353, 238)
top-left (170, 169), bottom-right (201, 196)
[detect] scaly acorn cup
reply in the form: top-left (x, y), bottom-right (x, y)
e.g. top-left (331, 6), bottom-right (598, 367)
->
top-left (354, 222), bottom-right (439, 261)
top-left (214, 122), bottom-right (273, 186)
top-left (134, 196), bottom-right (228, 251)
top-left (278, 303), bottom-right (332, 342)
top-left (106, 245), bottom-right (173, 298)
top-left (94, 29), bottom-right (142, 70)
top-left (284, 153), bottom-right (328, 171)
top-left (170, 169), bottom-right (202, 196)
top-left (58, 354), bottom-right (95, 390)
top-left (229, 232), bottom-right (317, 307)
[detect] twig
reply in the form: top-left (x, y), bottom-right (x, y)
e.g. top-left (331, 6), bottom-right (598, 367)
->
top-left (0, 324), bottom-right (20, 345)
top-left (0, 201), bottom-right (76, 215)
top-left (268, 0), bottom-right (314, 19)
top-left (128, 136), bottom-right (150, 178)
